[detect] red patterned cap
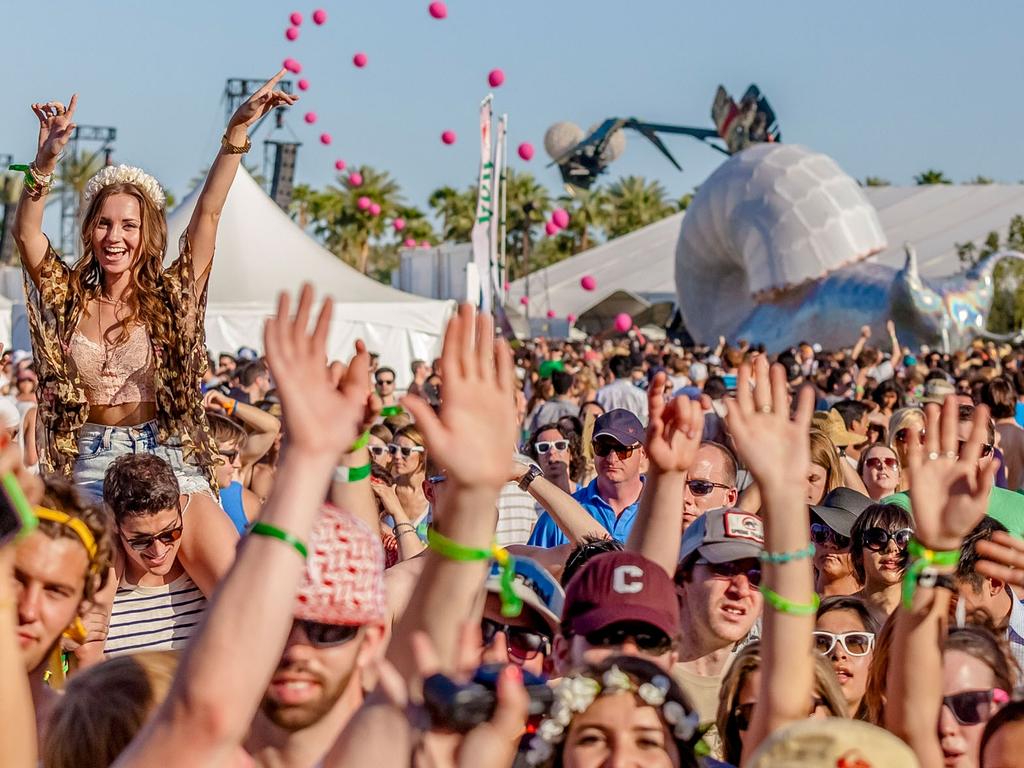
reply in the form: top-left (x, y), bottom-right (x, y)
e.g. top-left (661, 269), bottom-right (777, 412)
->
top-left (294, 504), bottom-right (386, 625)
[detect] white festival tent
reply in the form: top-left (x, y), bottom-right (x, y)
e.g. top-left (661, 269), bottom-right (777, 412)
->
top-left (163, 169), bottom-right (455, 388)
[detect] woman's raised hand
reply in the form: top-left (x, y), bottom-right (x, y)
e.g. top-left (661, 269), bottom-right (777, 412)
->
top-left (228, 69), bottom-right (298, 131)
top-left (31, 94), bottom-right (78, 171)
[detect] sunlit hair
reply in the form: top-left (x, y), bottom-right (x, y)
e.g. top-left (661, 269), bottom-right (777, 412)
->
top-left (394, 424), bottom-right (425, 449)
top-left (863, 609), bottom-right (897, 725)
top-left (43, 651), bottom-right (179, 768)
top-left (207, 412), bottom-right (248, 449)
top-left (69, 183), bottom-right (173, 350)
top-left (809, 429), bottom-right (845, 497)
top-left (886, 407), bottom-right (925, 465)
top-left (716, 641), bottom-right (848, 765)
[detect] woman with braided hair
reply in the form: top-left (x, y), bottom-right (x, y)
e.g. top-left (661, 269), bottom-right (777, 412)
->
top-left (12, 69), bottom-right (298, 594)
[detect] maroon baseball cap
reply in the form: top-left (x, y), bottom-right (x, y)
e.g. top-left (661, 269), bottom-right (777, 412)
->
top-left (562, 551), bottom-right (679, 638)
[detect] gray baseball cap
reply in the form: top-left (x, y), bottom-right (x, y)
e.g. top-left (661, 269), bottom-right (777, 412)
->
top-left (679, 508), bottom-right (764, 564)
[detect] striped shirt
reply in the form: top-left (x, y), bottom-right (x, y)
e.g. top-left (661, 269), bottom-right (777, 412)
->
top-left (105, 571), bottom-right (207, 657)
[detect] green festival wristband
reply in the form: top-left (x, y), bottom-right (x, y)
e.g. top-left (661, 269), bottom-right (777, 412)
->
top-left (902, 539), bottom-right (959, 608)
top-left (8, 164), bottom-right (35, 189)
top-left (759, 543), bottom-right (815, 564)
top-left (349, 431), bottom-right (371, 452)
top-left (758, 585), bottom-right (820, 616)
top-left (380, 405), bottom-right (404, 418)
top-left (249, 522), bottom-right (308, 560)
top-left (334, 463), bottom-right (372, 483)
top-left (427, 528), bottom-right (523, 618)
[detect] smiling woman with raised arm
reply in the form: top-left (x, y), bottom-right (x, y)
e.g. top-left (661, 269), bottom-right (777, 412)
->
top-left (12, 73), bottom-right (297, 596)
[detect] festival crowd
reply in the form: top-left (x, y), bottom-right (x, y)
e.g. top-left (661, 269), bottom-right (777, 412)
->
top-left (5, 75), bottom-right (1024, 768)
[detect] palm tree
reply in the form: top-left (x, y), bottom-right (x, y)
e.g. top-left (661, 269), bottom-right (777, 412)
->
top-left (54, 149), bottom-right (106, 255)
top-left (561, 187), bottom-right (608, 253)
top-left (427, 185), bottom-right (475, 243)
top-left (504, 170), bottom-right (551, 281)
top-left (0, 172), bottom-right (25, 265)
top-left (966, 175), bottom-right (994, 185)
top-left (914, 169), bottom-right (952, 185)
top-left (604, 176), bottom-right (675, 239)
top-left (863, 176), bottom-right (891, 187)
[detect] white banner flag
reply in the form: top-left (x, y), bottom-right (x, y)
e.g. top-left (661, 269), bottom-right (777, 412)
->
top-left (490, 114), bottom-right (507, 306)
top-left (471, 95), bottom-right (494, 312)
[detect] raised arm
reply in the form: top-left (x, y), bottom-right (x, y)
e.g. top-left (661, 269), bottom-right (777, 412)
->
top-left (186, 70), bottom-right (297, 289)
top-left (205, 390), bottom-right (280, 467)
top-left (626, 372), bottom-right (704, 575)
top-left (887, 319), bottom-right (902, 363)
top-left (511, 462), bottom-right (608, 544)
top-left (114, 286), bottom-right (370, 768)
top-left (13, 96), bottom-right (78, 287)
top-left (727, 358), bottom-right (817, 763)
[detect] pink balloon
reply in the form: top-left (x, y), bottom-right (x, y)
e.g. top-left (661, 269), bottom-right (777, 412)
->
top-left (488, 68), bottom-right (505, 88)
top-left (312, 8), bottom-right (327, 24)
top-left (353, 52), bottom-right (368, 68)
top-left (519, 296), bottom-right (529, 306)
top-left (580, 275), bottom-right (596, 291)
top-left (567, 313), bottom-right (577, 324)
top-left (393, 218), bottom-right (406, 232)
top-left (546, 310), bottom-right (556, 319)
top-left (283, 58), bottom-right (301, 74)
top-left (334, 159), bottom-right (346, 171)
top-left (544, 221), bottom-right (558, 237)
top-left (286, 26), bottom-right (299, 41)
top-left (614, 313), bottom-right (633, 333)
top-left (517, 142), bottom-right (534, 161)
top-left (552, 208), bottom-right (570, 229)
top-left (289, 11), bottom-right (303, 26)
top-left (370, 203), bottom-right (382, 216)
top-left (428, 1), bottom-right (447, 19)
top-left (320, 133), bottom-right (332, 145)
top-left (298, 78), bottom-right (310, 91)
top-left (404, 237), bottom-right (417, 247)
top-left (357, 196), bottom-right (372, 211)
top-left (304, 111), bottom-right (317, 124)
top-left (441, 130), bottom-right (457, 145)
top-left (348, 172), bottom-right (363, 187)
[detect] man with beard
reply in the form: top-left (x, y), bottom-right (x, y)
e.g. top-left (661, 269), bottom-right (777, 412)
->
top-left (244, 503), bottom-right (387, 767)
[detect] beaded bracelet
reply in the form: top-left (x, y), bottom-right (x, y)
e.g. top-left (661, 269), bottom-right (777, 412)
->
top-left (902, 538), bottom-right (959, 609)
top-left (758, 585), bottom-right (820, 616)
top-left (334, 464), bottom-right (372, 483)
top-left (249, 521), bottom-right (308, 560)
top-left (759, 543), bottom-right (815, 564)
top-left (426, 528), bottom-right (523, 618)
top-left (394, 522), bottom-right (418, 537)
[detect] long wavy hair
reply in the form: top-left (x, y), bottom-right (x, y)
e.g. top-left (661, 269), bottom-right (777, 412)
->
top-left (809, 429), bottom-right (845, 498)
top-left (69, 182), bottom-right (173, 350)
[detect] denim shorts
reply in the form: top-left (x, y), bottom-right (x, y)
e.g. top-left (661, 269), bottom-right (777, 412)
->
top-left (73, 421), bottom-right (213, 503)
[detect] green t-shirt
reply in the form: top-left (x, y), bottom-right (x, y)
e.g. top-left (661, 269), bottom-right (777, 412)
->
top-left (882, 487), bottom-right (1024, 537)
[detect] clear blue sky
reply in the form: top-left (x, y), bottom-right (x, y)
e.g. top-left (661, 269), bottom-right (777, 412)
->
top-left (4, 0), bottom-right (1024, 219)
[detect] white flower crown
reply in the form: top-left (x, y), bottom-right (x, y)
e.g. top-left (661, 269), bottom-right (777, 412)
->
top-left (525, 666), bottom-right (701, 765)
top-left (83, 164), bottom-right (166, 211)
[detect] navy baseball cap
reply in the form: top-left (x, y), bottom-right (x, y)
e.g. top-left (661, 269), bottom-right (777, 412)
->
top-left (593, 409), bottom-right (645, 447)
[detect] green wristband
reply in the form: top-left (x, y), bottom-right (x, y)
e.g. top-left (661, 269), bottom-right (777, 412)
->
top-left (427, 529), bottom-right (523, 618)
top-left (907, 539), bottom-right (959, 566)
top-left (249, 522), bottom-right (308, 560)
top-left (380, 405), bottom-right (404, 418)
top-left (759, 543), bottom-right (815, 564)
top-left (426, 528), bottom-right (491, 561)
top-left (349, 431), bottom-right (370, 452)
top-left (758, 585), bottom-right (820, 616)
top-left (8, 164), bottom-right (35, 189)
top-left (333, 463), bottom-right (372, 483)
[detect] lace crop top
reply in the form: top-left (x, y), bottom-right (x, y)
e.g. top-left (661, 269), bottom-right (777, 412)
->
top-left (70, 324), bottom-right (157, 406)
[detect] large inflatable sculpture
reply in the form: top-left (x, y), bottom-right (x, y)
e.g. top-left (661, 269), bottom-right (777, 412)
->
top-left (675, 143), bottom-right (1023, 353)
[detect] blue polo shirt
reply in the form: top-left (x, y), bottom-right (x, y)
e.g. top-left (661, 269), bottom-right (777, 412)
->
top-left (527, 477), bottom-right (642, 548)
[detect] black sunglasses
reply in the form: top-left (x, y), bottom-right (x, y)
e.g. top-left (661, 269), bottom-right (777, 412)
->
top-left (696, 558), bottom-right (762, 587)
top-left (943, 689), bottom-right (1006, 726)
top-left (862, 527), bottom-right (913, 552)
top-left (121, 520), bottom-right (184, 552)
top-left (810, 522), bottom-right (851, 550)
top-left (481, 617), bottom-right (551, 660)
top-left (593, 440), bottom-right (638, 459)
top-left (584, 624), bottom-right (673, 656)
top-left (686, 479), bottom-right (731, 496)
top-left (376, 378), bottom-right (395, 386)
top-left (295, 619), bottom-right (360, 649)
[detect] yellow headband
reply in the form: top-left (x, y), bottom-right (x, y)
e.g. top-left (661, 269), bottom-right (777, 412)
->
top-left (35, 507), bottom-right (99, 564)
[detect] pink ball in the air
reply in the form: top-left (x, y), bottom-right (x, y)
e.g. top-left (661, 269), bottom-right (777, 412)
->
top-left (283, 58), bottom-right (301, 74)
top-left (393, 218), bottom-right (406, 232)
top-left (353, 52), bottom-right (368, 68)
top-left (289, 11), bottom-right (303, 26)
top-left (488, 68), bottom-right (505, 88)
top-left (544, 221), bottom-right (558, 237)
top-left (320, 133), bottom-right (332, 145)
top-left (357, 196), bottom-right (372, 211)
top-left (404, 237), bottom-right (417, 248)
top-left (614, 313), bottom-right (633, 333)
top-left (546, 310), bottom-right (556, 319)
top-left (286, 26), bottom-right (299, 41)
top-left (420, 240), bottom-right (431, 248)
top-left (369, 203), bottom-right (382, 216)
top-left (428, 1), bottom-right (447, 19)
top-left (567, 313), bottom-right (577, 324)
top-left (517, 142), bottom-right (534, 161)
top-left (298, 78), bottom-right (310, 91)
top-left (580, 275), bottom-right (596, 291)
top-left (334, 159), bottom-right (346, 171)
top-left (441, 130), bottom-right (457, 145)
top-left (312, 8), bottom-right (327, 25)
top-left (552, 208), bottom-right (570, 229)
top-left (519, 296), bottom-right (529, 306)
top-left (348, 172), bottom-right (363, 187)
top-left (304, 111), bottom-right (317, 124)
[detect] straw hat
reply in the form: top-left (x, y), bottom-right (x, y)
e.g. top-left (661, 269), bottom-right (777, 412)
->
top-left (748, 718), bottom-right (919, 768)
top-left (811, 409), bottom-right (867, 448)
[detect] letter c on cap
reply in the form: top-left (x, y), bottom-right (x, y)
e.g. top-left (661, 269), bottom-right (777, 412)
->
top-left (613, 564), bottom-right (644, 594)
